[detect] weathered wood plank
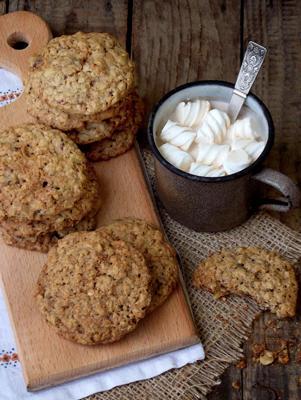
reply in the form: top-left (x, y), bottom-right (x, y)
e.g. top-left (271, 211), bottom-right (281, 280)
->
top-left (131, 0), bottom-right (241, 135)
top-left (244, 0), bottom-right (301, 232)
top-left (7, 0), bottom-right (129, 46)
top-left (242, 1), bottom-right (301, 399)
top-left (0, 0), bottom-right (7, 16)
top-left (207, 364), bottom-right (243, 400)
top-left (242, 310), bottom-right (301, 400)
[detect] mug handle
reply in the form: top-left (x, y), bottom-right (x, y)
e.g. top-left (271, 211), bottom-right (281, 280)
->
top-left (250, 167), bottom-right (301, 211)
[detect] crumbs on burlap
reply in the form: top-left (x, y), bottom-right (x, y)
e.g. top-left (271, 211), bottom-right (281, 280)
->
top-left (0, 348), bottom-right (19, 368)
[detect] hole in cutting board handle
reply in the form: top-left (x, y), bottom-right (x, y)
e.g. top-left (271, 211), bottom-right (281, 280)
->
top-left (7, 33), bottom-right (30, 50)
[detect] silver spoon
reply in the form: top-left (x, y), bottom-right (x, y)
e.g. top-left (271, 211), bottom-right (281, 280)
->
top-left (227, 41), bottom-right (267, 122)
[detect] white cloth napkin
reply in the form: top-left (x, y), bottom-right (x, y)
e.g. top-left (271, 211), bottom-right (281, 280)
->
top-left (0, 68), bottom-right (205, 398)
top-left (0, 68), bottom-right (23, 107)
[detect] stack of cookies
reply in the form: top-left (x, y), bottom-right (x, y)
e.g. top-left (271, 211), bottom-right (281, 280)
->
top-left (24, 31), bottom-right (145, 161)
top-left (34, 218), bottom-right (179, 345)
top-left (0, 123), bottom-right (101, 252)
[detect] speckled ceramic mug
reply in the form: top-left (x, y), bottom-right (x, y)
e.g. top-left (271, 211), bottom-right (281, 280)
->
top-left (147, 81), bottom-right (301, 232)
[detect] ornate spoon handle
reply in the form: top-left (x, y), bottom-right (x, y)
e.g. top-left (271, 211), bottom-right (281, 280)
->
top-left (227, 41), bottom-right (267, 122)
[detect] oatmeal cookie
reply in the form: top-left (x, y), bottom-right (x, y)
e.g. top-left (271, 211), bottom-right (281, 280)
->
top-left (25, 32), bottom-right (135, 115)
top-left (0, 228), bottom-right (57, 253)
top-left (25, 84), bottom-right (133, 132)
top-left (34, 231), bottom-right (152, 345)
top-left (0, 123), bottom-right (88, 222)
top-left (83, 92), bottom-right (145, 161)
top-left (55, 193), bottom-right (101, 238)
top-left (193, 246), bottom-right (298, 319)
top-left (0, 193), bottom-right (102, 252)
top-left (98, 217), bottom-right (178, 313)
top-left (66, 102), bottom-right (132, 145)
top-left (0, 162), bottom-right (101, 236)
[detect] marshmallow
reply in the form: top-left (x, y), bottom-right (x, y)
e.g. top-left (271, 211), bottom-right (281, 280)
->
top-left (159, 143), bottom-right (194, 172)
top-left (175, 100), bottom-right (211, 127)
top-left (196, 143), bottom-right (230, 167)
top-left (195, 120), bottom-right (216, 144)
top-left (158, 100), bottom-right (267, 177)
top-left (160, 120), bottom-right (196, 151)
top-left (189, 162), bottom-right (226, 177)
top-left (195, 109), bottom-right (230, 144)
top-left (232, 137), bottom-right (265, 161)
top-left (229, 117), bottom-right (260, 140)
top-left (223, 149), bottom-right (252, 175)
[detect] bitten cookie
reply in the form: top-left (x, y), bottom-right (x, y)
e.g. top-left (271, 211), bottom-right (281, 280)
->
top-left (97, 217), bottom-right (179, 313)
top-left (34, 231), bottom-right (152, 345)
top-left (193, 246), bottom-right (298, 319)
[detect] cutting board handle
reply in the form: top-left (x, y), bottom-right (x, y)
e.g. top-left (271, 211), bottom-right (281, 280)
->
top-left (0, 11), bottom-right (52, 79)
top-left (0, 11), bottom-right (52, 130)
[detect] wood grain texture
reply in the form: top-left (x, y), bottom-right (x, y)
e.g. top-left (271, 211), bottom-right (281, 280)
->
top-left (131, 0), bottom-right (241, 135)
top-left (243, 0), bottom-right (301, 233)
top-left (0, 0), bottom-right (7, 16)
top-left (240, 2), bottom-right (301, 399)
top-left (0, 10), bottom-right (199, 392)
top-left (0, 11), bottom-right (52, 126)
top-left (8, 0), bottom-right (129, 46)
top-left (242, 306), bottom-right (301, 400)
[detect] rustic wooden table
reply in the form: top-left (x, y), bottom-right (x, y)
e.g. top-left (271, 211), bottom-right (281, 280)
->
top-left (1, 0), bottom-right (301, 399)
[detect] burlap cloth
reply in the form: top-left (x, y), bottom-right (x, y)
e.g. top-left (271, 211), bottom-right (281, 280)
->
top-left (85, 149), bottom-right (301, 400)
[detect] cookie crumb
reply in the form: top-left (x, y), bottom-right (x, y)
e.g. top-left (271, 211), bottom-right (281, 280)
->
top-left (236, 358), bottom-right (246, 369)
top-left (232, 380), bottom-right (240, 390)
top-left (260, 350), bottom-right (275, 365)
top-left (277, 340), bottom-right (289, 364)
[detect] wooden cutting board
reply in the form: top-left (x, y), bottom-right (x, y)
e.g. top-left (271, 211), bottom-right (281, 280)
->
top-left (0, 11), bottom-right (200, 392)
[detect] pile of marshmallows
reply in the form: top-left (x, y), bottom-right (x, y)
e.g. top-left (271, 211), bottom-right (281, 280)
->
top-left (157, 99), bottom-right (266, 177)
